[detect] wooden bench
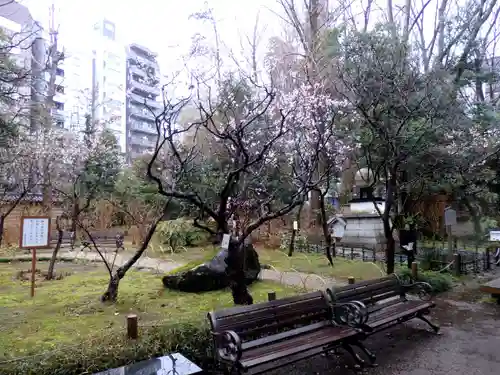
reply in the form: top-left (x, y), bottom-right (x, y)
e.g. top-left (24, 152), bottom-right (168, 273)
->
top-left (50, 231), bottom-right (76, 250)
top-left (207, 291), bottom-right (373, 374)
top-left (327, 274), bottom-right (439, 341)
top-left (79, 231), bottom-right (125, 253)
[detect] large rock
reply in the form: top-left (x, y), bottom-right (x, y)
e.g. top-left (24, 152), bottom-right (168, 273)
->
top-left (162, 244), bottom-right (261, 293)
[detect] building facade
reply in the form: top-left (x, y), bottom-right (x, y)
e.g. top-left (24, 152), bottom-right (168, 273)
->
top-left (91, 19), bottom-right (127, 152)
top-left (125, 43), bottom-right (162, 161)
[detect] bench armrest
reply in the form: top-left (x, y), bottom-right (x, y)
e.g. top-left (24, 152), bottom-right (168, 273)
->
top-left (212, 330), bottom-right (242, 363)
top-left (403, 281), bottom-right (433, 301)
top-left (330, 301), bottom-right (370, 328)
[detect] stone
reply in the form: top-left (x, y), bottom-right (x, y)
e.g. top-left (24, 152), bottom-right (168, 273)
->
top-left (162, 243), bottom-right (261, 293)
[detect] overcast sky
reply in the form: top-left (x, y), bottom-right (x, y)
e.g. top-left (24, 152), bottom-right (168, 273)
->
top-left (21, 0), bottom-right (281, 76)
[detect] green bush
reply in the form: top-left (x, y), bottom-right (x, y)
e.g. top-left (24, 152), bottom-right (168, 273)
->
top-left (397, 268), bottom-right (454, 294)
top-left (156, 219), bottom-right (211, 252)
top-left (0, 321), bottom-right (214, 375)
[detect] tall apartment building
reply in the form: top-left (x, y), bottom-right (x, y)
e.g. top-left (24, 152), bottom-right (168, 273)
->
top-left (0, 0), bottom-right (43, 124)
top-left (91, 19), bottom-right (127, 153)
top-left (125, 43), bottom-right (162, 161)
top-left (57, 44), bottom-right (94, 131)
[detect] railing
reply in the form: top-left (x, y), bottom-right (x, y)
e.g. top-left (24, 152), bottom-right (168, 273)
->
top-left (281, 235), bottom-right (498, 276)
top-left (129, 80), bottom-right (161, 96)
top-left (129, 121), bottom-right (157, 135)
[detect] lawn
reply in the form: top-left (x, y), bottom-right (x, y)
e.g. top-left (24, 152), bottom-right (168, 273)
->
top-left (258, 248), bottom-right (386, 281)
top-left (0, 261), bottom-right (299, 360)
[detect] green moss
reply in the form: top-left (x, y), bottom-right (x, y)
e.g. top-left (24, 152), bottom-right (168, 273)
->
top-left (0, 261), bottom-right (298, 372)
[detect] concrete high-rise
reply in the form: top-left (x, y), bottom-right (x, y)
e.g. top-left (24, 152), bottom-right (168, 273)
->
top-left (125, 43), bottom-right (162, 161)
top-left (91, 18), bottom-right (127, 153)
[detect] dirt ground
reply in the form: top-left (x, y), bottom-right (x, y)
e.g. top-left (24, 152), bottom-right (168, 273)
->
top-left (270, 292), bottom-right (500, 375)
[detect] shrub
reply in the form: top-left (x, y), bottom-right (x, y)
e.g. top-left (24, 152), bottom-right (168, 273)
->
top-left (156, 219), bottom-right (211, 252)
top-left (397, 268), bottom-right (454, 294)
top-left (0, 321), bottom-right (214, 375)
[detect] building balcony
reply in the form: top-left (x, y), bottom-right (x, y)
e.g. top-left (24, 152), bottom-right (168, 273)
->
top-left (129, 79), bottom-right (161, 97)
top-left (129, 120), bottom-right (157, 135)
top-left (128, 104), bottom-right (156, 122)
top-left (128, 92), bottom-right (162, 109)
top-left (130, 135), bottom-right (156, 148)
top-left (127, 49), bottom-right (159, 70)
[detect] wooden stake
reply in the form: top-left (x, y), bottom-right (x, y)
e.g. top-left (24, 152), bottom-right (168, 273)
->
top-left (268, 291), bottom-right (276, 301)
top-left (31, 248), bottom-right (36, 298)
top-left (127, 314), bottom-right (138, 339)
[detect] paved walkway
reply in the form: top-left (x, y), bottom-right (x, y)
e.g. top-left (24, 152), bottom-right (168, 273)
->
top-left (12, 249), bottom-right (342, 290)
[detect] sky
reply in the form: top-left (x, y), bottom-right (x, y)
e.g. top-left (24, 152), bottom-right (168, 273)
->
top-left (21, 0), bottom-right (282, 76)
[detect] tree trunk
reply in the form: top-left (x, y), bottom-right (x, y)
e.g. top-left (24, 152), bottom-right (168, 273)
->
top-left (100, 217), bottom-right (161, 302)
top-left (319, 193), bottom-right (334, 265)
top-left (0, 215), bottom-right (4, 248)
top-left (226, 241), bottom-right (253, 305)
top-left (288, 228), bottom-right (296, 257)
top-left (384, 175), bottom-right (397, 274)
top-left (47, 227), bottom-right (63, 280)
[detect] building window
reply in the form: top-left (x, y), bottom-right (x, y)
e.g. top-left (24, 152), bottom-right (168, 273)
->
top-left (56, 68), bottom-right (64, 77)
top-left (54, 101), bottom-right (64, 110)
top-left (55, 120), bottom-right (64, 128)
top-left (56, 85), bottom-right (64, 94)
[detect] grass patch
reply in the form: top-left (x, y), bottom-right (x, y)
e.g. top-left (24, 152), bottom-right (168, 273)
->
top-left (0, 261), bottom-right (299, 363)
top-left (258, 248), bottom-right (386, 281)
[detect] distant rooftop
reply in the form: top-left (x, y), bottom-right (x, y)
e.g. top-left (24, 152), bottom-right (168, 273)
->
top-left (129, 43), bottom-right (158, 58)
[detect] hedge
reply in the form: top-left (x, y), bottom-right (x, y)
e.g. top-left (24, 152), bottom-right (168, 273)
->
top-left (0, 320), bottom-right (213, 375)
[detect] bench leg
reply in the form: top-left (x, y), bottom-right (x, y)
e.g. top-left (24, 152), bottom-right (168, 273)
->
top-left (416, 314), bottom-right (440, 334)
top-left (350, 342), bottom-right (377, 366)
top-left (342, 343), bottom-right (366, 368)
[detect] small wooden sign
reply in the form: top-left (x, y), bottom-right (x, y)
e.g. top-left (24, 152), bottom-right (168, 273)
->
top-left (293, 221), bottom-right (298, 231)
top-left (19, 216), bottom-right (51, 249)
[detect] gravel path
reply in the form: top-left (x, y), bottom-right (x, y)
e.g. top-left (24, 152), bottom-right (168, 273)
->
top-left (268, 296), bottom-right (500, 375)
top-left (16, 249), bottom-right (344, 290)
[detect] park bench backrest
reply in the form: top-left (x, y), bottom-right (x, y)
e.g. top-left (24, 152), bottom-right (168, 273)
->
top-left (207, 291), bottom-right (330, 342)
top-left (329, 275), bottom-right (403, 306)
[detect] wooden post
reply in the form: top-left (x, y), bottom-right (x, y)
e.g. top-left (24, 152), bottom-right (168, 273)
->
top-left (348, 276), bottom-right (355, 284)
top-left (127, 314), bottom-right (138, 339)
top-left (411, 262), bottom-right (418, 280)
top-left (30, 249), bottom-right (36, 298)
top-left (267, 291), bottom-right (276, 301)
top-left (453, 253), bottom-right (461, 277)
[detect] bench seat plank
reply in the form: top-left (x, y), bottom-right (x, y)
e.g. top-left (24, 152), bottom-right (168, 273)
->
top-left (367, 300), bottom-right (435, 332)
top-left (242, 325), bottom-right (357, 369)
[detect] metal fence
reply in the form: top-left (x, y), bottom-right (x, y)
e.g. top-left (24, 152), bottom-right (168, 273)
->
top-left (283, 237), bottom-right (500, 276)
